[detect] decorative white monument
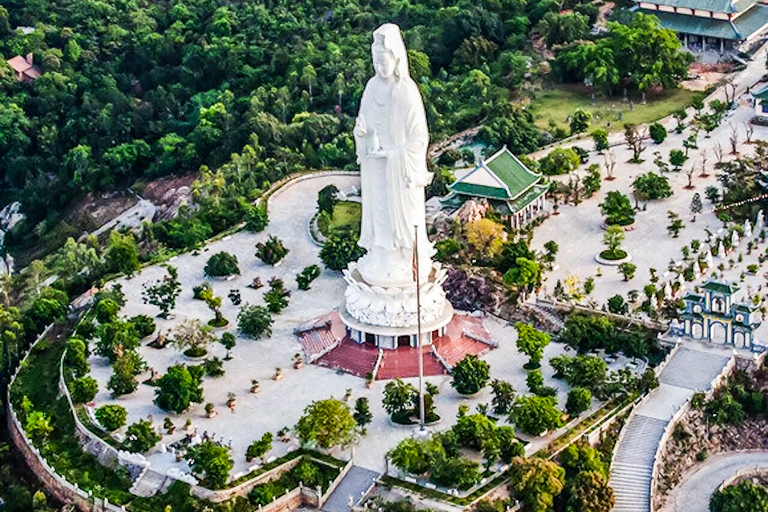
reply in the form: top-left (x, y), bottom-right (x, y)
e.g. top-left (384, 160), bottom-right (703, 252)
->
top-left (744, 219), bottom-right (753, 239)
top-left (755, 210), bottom-right (765, 235)
top-left (340, 23), bottom-right (453, 348)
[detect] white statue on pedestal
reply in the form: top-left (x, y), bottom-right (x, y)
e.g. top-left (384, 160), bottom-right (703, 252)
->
top-left (342, 23), bottom-right (450, 330)
top-left (353, 23), bottom-right (433, 288)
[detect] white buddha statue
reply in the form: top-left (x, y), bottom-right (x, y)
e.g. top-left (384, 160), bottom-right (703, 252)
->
top-left (353, 23), bottom-right (434, 289)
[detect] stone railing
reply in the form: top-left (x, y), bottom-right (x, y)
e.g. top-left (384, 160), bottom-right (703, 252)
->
top-left (319, 457), bottom-right (355, 508)
top-left (717, 465), bottom-right (768, 492)
top-left (535, 297), bottom-right (667, 332)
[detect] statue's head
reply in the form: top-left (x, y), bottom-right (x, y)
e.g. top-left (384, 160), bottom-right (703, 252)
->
top-left (372, 23), bottom-right (408, 81)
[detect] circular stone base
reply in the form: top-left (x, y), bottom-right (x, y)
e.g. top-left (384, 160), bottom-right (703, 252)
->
top-left (595, 252), bottom-right (633, 266)
top-left (339, 301), bottom-right (454, 338)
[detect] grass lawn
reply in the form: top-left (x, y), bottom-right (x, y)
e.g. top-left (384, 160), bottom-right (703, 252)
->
top-left (318, 201), bottom-right (361, 237)
top-left (529, 86), bottom-right (699, 133)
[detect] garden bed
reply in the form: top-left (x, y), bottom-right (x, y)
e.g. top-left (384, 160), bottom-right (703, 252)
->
top-left (595, 251), bottom-right (632, 266)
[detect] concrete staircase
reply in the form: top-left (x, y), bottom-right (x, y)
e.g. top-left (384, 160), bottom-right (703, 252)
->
top-left (609, 347), bottom-right (733, 512)
top-left (323, 466), bottom-right (379, 512)
top-left (609, 416), bottom-right (668, 512)
top-left (129, 468), bottom-right (167, 497)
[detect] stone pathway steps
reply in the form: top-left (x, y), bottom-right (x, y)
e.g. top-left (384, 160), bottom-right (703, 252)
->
top-left (323, 466), bottom-right (379, 512)
top-left (609, 347), bottom-right (732, 512)
top-left (129, 468), bottom-right (167, 497)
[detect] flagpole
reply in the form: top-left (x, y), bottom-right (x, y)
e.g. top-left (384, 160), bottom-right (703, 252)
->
top-left (414, 225), bottom-right (425, 432)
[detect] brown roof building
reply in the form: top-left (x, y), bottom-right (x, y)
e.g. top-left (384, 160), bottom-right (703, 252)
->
top-left (6, 53), bottom-right (41, 83)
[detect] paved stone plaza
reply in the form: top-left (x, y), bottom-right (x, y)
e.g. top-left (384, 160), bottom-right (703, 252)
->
top-left (87, 173), bottom-right (582, 478)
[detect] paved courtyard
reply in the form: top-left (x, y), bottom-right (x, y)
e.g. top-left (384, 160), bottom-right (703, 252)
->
top-left (87, 173), bottom-right (583, 479)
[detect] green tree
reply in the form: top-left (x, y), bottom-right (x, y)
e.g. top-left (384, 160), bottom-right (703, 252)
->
top-left (667, 211), bottom-right (684, 238)
top-left (710, 480), bottom-right (768, 512)
top-left (104, 231), bottom-right (140, 275)
top-left (600, 191), bottom-right (635, 226)
top-left (566, 387), bottom-right (592, 416)
top-left (490, 379), bottom-right (516, 416)
top-left (246, 432), bottom-right (273, 463)
top-left (633, 172), bottom-right (673, 201)
top-left (624, 123), bottom-right (647, 163)
top-left (510, 396), bottom-right (562, 436)
top-left (354, 397), bottom-right (373, 433)
top-left (649, 122), bottom-right (667, 144)
top-left (204, 252), bottom-right (240, 277)
top-left (125, 419), bottom-right (161, 453)
top-left (154, 364), bottom-right (204, 413)
top-left (607, 294), bottom-right (628, 314)
top-left (581, 164), bottom-right (601, 198)
top-left (618, 262), bottom-right (637, 281)
top-left (142, 265), bottom-right (181, 318)
top-left (507, 457), bottom-right (565, 512)
top-left (514, 323), bottom-right (550, 369)
top-left (503, 258), bottom-right (541, 292)
top-left (70, 376), bottom-right (98, 404)
top-left (539, 147), bottom-right (581, 176)
top-left (690, 193), bottom-right (703, 219)
top-left (569, 109), bottom-right (591, 135)
top-left (107, 350), bottom-right (144, 396)
top-left (450, 355), bottom-right (491, 395)
top-left (383, 379), bottom-right (417, 419)
top-left (669, 148), bottom-right (687, 171)
top-left (320, 234), bottom-right (366, 271)
top-left (237, 304), bottom-right (273, 339)
top-left (591, 129), bottom-right (609, 152)
top-left (317, 184), bottom-right (339, 215)
top-left (296, 264), bottom-right (321, 290)
top-left (186, 441), bottom-right (233, 490)
top-left (25, 411), bottom-right (53, 443)
top-left (602, 226), bottom-right (626, 259)
top-left (295, 398), bottom-right (357, 449)
top-left (95, 404), bottom-right (127, 431)
top-left (255, 236), bottom-right (289, 266)
top-left (569, 471), bottom-right (615, 512)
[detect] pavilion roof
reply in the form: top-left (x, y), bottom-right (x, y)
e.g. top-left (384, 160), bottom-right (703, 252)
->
top-left (635, 0), bottom-right (756, 14)
top-left (449, 146), bottom-right (542, 201)
top-left (645, 3), bottom-right (768, 40)
top-left (701, 280), bottom-right (739, 295)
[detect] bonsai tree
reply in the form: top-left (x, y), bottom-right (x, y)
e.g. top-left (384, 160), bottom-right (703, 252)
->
top-left (618, 262), bottom-right (637, 281)
top-left (601, 226), bottom-right (626, 260)
top-left (649, 122), bottom-right (667, 144)
top-left (154, 364), bottom-right (205, 413)
top-left (690, 193), bottom-right (703, 220)
top-left (255, 236), bottom-right (289, 266)
top-left (353, 397), bottom-right (373, 434)
top-left (669, 149), bottom-right (687, 172)
top-left (142, 265), bottom-right (182, 318)
top-left (295, 398), bottom-right (357, 449)
top-left (599, 191), bottom-right (635, 226)
top-left (514, 323), bottom-right (551, 369)
top-left (238, 304), bottom-right (273, 339)
top-left (125, 418), bottom-right (162, 453)
top-left (624, 123), bottom-right (647, 163)
top-left (94, 404), bottom-right (127, 431)
top-left (591, 129), bottom-right (609, 152)
top-left (607, 294), bottom-right (628, 314)
top-left (246, 432), bottom-right (274, 463)
top-left (171, 319), bottom-right (216, 357)
top-left (193, 281), bottom-right (212, 300)
top-left (219, 332), bottom-right (236, 359)
top-left (296, 264), bottom-right (321, 290)
top-left (264, 278), bottom-right (290, 313)
top-left (204, 252), bottom-right (240, 277)
top-left (317, 184), bottom-right (339, 215)
top-left (107, 351), bottom-right (144, 397)
top-left (450, 354), bottom-right (490, 395)
top-left (186, 441), bottom-right (233, 490)
top-left (130, 315), bottom-right (156, 338)
top-left (667, 211), bottom-right (684, 238)
top-left (199, 287), bottom-right (227, 327)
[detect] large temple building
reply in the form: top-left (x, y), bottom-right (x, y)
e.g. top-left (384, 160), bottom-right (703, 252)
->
top-left (633, 0), bottom-right (768, 54)
top-left (442, 146), bottom-right (548, 229)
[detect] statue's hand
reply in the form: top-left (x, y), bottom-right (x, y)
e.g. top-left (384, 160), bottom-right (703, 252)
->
top-left (368, 148), bottom-right (387, 159)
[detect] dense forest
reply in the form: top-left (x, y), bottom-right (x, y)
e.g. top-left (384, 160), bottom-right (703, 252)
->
top-left (0, 0), bottom-right (692, 260)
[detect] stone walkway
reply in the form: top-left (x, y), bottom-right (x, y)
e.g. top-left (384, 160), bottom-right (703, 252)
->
top-left (323, 466), bottom-right (380, 512)
top-left (659, 450), bottom-right (768, 512)
top-left (609, 347), bottom-right (732, 512)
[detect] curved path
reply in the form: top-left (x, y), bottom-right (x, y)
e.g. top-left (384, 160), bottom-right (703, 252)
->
top-left (659, 451), bottom-right (768, 512)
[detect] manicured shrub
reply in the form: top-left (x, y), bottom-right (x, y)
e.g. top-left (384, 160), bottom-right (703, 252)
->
top-left (130, 314), bottom-right (156, 338)
top-left (70, 376), bottom-right (98, 404)
top-left (204, 252), bottom-right (240, 277)
top-left (95, 404), bottom-right (127, 431)
top-left (566, 387), bottom-right (592, 416)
